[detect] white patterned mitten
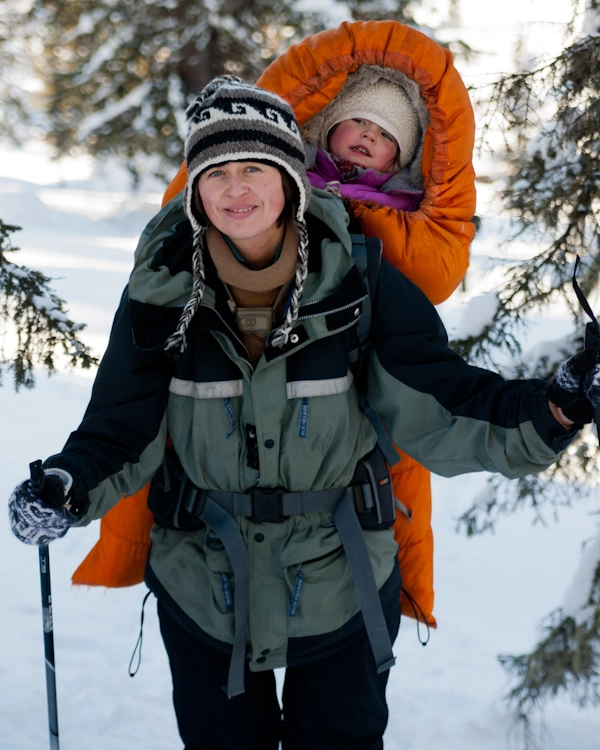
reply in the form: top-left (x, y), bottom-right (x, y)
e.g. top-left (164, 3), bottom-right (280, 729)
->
top-left (548, 348), bottom-right (600, 424)
top-left (9, 468), bottom-right (77, 546)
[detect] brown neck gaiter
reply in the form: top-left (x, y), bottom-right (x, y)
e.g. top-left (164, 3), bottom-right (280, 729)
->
top-left (206, 221), bottom-right (299, 366)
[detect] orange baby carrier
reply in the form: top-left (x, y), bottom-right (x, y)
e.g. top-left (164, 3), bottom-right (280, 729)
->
top-left (74, 20), bottom-right (477, 631)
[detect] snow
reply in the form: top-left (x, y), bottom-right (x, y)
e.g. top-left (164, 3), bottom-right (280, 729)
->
top-left (3, 263), bottom-right (29, 279)
top-left (526, 121), bottom-right (581, 177)
top-left (3, 3), bottom-right (600, 748)
top-left (168, 75), bottom-right (188, 140)
top-left (31, 294), bottom-right (57, 313)
top-left (562, 530), bottom-right (600, 624)
top-left (582, 1), bottom-right (600, 37)
top-left (75, 28), bottom-right (132, 85)
top-left (519, 332), bottom-right (579, 373)
top-left (455, 292), bottom-right (500, 339)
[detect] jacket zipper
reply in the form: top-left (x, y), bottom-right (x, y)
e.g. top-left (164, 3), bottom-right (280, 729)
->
top-left (198, 291), bottom-right (367, 366)
top-left (297, 294), bottom-right (368, 322)
top-left (199, 303), bottom-right (254, 373)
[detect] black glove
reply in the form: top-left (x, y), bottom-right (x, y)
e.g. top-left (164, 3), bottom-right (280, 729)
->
top-left (8, 468), bottom-right (79, 546)
top-left (547, 347), bottom-right (600, 424)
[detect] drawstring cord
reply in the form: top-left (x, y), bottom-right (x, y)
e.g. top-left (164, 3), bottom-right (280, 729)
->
top-left (401, 587), bottom-right (431, 646)
top-left (128, 590), bottom-right (153, 677)
top-left (573, 255), bottom-right (600, 447)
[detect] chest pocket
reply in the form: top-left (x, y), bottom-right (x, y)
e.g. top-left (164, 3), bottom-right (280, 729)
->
top-left (285, 334), bottom-right (354, 399)
top-left (169, 330), bottom-right (244, 399)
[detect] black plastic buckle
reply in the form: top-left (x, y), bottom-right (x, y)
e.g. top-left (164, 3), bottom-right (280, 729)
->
top-left (353, 483), bottom-right (375, 514)
top-left (181, 484), bottom-right (206, 518)
top-left (250, 488), bottom-right (286, 524)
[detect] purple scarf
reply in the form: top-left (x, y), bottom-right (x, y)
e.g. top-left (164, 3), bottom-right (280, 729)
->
top-left (307, 148), bottom-right (423, 211)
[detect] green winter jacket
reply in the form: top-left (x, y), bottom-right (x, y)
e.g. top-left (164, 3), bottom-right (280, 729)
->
top-left (49, 189), bottom-right (575, 672)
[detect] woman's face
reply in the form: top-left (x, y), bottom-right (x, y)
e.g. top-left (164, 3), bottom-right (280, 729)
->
top-left (197, 161), bottom-right (286, 269)
top-left (328, 118), bottom-right (398, 172)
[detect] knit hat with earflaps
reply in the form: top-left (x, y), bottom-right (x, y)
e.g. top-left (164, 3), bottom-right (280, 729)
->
top-left (318, 78), bottom-right (420, 170)
top-left (165, 75), bottom-right (312, 353)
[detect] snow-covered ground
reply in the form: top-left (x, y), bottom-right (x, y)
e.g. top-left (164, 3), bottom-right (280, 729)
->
top-left (2, 3), bottom-right (600, 747)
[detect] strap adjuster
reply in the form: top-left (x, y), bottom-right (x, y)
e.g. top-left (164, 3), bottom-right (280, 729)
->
top-left (250, 489), bottom-right (286, 524)
top-left (353, 483), bottom-right (375, 514)
top-left (181, 485), bottom-right (207, 518)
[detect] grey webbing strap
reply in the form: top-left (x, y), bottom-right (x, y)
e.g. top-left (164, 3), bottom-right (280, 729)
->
top-left (350, 233), bottom-right (368, 272)
top-left (333, 489), bottom-right (396, 674)
top-left (199, 497), bottom-right (250, 699)
top-left (360, 458), bottom-right (383, 525)
top-left (359, 395), bottom-right (402, 467)
top-left (350, 233), bottom-right (372, 356)
top-left (203, 488), bottom-right (344, 517)
top-left (394, 496), bottom-right (412, 522)
top-left (280, 488), bottom-right (344, 515)
top-left (349, 234), bottom-right (401, 469)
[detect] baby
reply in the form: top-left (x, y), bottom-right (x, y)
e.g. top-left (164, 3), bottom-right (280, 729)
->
top-left (305, 79), bottom-right (424, 211)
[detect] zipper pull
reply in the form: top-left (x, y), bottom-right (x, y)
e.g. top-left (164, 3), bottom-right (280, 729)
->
top-left (288, 564), bottom-right (303, 617)
top-left (299, 397), bottom-right (309, 438)
top-left (219, 572), bottom-right (233, 609)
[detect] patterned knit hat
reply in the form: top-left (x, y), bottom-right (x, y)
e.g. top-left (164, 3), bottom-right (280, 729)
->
top-left (323, 79), bottom-right (420, 169)
top-left (165, 75), bottom-right (312, 352)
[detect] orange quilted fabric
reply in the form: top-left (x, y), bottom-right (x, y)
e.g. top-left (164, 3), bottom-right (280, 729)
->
top-left (72, 484), bottom-right (154, 588)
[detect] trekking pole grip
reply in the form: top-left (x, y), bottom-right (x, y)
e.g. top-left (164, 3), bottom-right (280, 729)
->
top-left (30, 459), bottom-right (45, 493)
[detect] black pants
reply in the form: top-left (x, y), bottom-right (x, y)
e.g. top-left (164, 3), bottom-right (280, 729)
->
top-left (158, 600), bottom-right (400, 750)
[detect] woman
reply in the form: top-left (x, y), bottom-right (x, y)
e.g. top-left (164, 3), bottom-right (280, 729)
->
top-left (9, 77), bottom-right (597, 750)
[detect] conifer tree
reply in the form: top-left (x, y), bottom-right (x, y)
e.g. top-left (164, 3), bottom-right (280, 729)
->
top-left (0, 0), bottom-right (427, 179)
top-left (0, 0), bottom-right (35, 143)
top-left (451, 1), bottom-right (600, 739)
top-left (0, 219), bottom-right (97, 390)
top-left (10, 0), bottom-right (328, 179)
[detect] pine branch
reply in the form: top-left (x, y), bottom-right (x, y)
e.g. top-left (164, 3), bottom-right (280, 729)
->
top-left (456, 430), bottom-right (599, 537)
top-left (6, 0), bottom-right (330, 179)
top-left (499, 603), bottom-right (600, 725)
top-left (0, 220), bottom-right (98, 389)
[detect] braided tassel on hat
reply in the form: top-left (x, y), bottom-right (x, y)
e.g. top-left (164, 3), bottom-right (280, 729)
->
top-left (269, 220), bottom-right (310, 348)
top-left (164, 227), bottom-right (206, 353)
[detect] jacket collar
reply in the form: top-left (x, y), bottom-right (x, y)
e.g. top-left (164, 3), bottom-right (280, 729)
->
top-left (130, 191), bottom-right (366, 356)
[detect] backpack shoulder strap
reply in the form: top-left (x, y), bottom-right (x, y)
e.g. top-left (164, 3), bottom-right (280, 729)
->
top-left (349, 233), bottom-right (381, 349)
top-left (349, 234), bottom-right (401, 467)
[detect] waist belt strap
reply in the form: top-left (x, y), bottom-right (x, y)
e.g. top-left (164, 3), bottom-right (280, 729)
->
top-left (194, 488), bottom-right (345, 518)
top-left (333, 489), bottom-right (396, 674)
top-left (187, 486), bottom-right (395, 697)
top-left (198, 496), bottom-right (249, 699)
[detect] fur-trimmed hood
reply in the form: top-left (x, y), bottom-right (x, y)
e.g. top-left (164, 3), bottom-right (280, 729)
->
top-left (256, 20), bottom-right (476, 214)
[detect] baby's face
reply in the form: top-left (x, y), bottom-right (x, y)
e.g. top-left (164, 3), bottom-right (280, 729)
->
top-left (328, 118), bottom-right (398, 172)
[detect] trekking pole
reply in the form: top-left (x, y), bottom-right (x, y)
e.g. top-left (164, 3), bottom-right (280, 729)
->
top-left (573, 257), bottom-right (600, 446)
top-left (30, 460), bottom-right (60, 750)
